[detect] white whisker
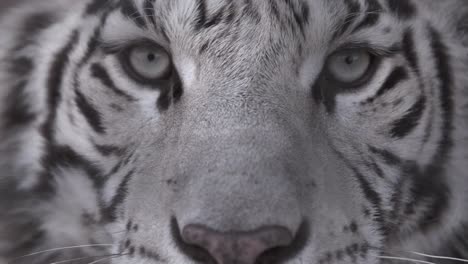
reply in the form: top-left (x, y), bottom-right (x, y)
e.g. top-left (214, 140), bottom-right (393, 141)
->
top-left (411, 251), bottom-right (468, 263)
top-left (10, 244), bottom-right (114, 261)
top-left (378, 256), bottom-right (438, 264)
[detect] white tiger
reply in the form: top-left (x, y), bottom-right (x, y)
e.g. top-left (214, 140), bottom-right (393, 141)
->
top-left (0, 0), bottom-right (467, 264)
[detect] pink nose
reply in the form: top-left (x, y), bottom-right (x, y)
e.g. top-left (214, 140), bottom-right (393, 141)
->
top-left (181, 224), bottom-right (293, 264)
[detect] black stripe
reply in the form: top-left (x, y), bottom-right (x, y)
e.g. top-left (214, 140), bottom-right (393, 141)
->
top-left (12, 12), bottom-right (57, 52)
top-left (85, 0), bottom-right (112, 15)
top-left (286, 0), bottom-right (309, 36)
top-left (427, 26), bottom-right (454, 166)
top-left (3, 81), bottom-right (36, 128)
top-left (377, 67), bottom-right (409, 98)
top-left (242, 0), bottom-right (261, 23)
top-left (103, 170), bottom-right (134, 222)
top-left (405, 164), bottom-right (449, 232)
top-left (385, 0), bottom-right (416, 20)
top-left (365, 66), bottom-right (409, 104)
top-left (352, 0), bottom-right (382, 33)
top-left (172, 71), bottom-right (184, 102)
top-left (75, 89), bottom-right (106, 134)
top-left (369, 146), bottom-right (402, 166)
top-left (402, 29), bottom-right (420, 75)
top-left (3, 57), bottom-right (36, 128)
top-left (36, 30), bottom-right (79, 195)
top-left (269, 1), bottom-right (281, 21)
top-left (412, 26), bottom-right (454, 231)
top-left (334, 0), bottom-right (361, 39)
top-left (332, 148), bottom-right (386, 231)
top-left (366, 159), bottom-right (385, 179)
top-left (194, 0), bottom-right (207, 30)
top-left (95, 144), bottom-right (125, 157)
top-left (354, 172), bottom-right (382, 208)
top-left (43, 145), bottom-right (105, 188)
top-left (204, 6), bottom-right (225, 28)
top-left (7, 56), bottom-right (34, 76)
top-left (225, 2), bottom-right (237, 24)
top-left (90, 63), bottom-right (135, 101)
top-left (120, 0), bottom-right (147, 29)
top-left (390, 95), bottom-right (426, 138)
top-left (288, 1), bottom-right (309, 36)
top-left (42, 30), bottom-right (79, 140)
top-left (143, 0), bottom-right (156, 27)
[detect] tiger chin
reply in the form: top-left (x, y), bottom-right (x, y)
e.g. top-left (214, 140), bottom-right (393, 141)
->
top-left (0, 0), bottom-right (467, 264)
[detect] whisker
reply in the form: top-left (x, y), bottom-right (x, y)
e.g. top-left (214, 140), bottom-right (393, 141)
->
top-left (378, 256), bottom-right (438, 264)
top-left (9, 244), bottom-right (114, 261)
top-left (111, 230), bottom-right (127, 235)
top-left (411, 251), bottom-right (468, 263)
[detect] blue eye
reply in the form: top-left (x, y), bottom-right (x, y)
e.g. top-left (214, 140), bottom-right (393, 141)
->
top-left (121, 42), bottom-right (172, 83)
top-left (325, 49), bottom-right (374, 84)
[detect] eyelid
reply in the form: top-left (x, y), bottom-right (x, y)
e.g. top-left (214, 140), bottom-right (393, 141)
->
top-left (330, 42), bottom-right (402, 58)
top-left (99, 38), bottom-right (169, 55)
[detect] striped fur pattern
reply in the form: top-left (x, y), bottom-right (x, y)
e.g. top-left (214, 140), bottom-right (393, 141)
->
top-left (0, 0), bottom-right (467, 263)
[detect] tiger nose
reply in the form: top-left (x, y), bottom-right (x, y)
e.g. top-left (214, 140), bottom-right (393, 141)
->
top-left (180, 224), bottom-right (294, 264)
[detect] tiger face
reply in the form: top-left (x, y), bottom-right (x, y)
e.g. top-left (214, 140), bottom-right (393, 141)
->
top-left (1, 0), bottom-right (467, 264)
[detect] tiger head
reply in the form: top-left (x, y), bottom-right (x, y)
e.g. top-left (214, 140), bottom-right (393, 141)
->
top-left (2, 0), bottom-right (468, 263)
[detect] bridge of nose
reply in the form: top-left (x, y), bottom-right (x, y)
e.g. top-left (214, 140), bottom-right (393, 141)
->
top-left (171, 116), bottom-right (306, 234)
top-left (166, 79), bottom-right (314, 236)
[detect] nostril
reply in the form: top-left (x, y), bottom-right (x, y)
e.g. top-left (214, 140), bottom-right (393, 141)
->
top-left (180, 224), bottom-right (294, 264)
top-left (171, 218), bottom-right (309, 264)
top-left (171, 218), bottom-right (217, 264)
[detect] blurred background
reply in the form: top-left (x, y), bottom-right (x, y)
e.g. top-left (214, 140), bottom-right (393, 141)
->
top-left (0, 0), bottom-right (19, 13)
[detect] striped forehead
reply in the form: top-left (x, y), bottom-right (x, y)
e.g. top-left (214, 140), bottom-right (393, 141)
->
top-left (112, 0), bottom-right (416, 42)
top-left (118, 0), bottom-right (314, 40)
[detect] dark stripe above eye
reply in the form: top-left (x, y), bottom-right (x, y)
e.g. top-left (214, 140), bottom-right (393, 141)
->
top-left (85, 0), bottom-right (112, 15)
top-left (75, 89), bottom-right (106, 134)
top-left (332, 0), bottom-right (361, 40)
top-left (194, 0), bottom-right (207, 30)
top-left (352, 0), bottom-right (383, 33)
top-left (120, 0), bottom-right (147, 29)
top-left (385, 0), bottom-right (416, 20)
top-left (390, 95), bottom-right (426, 138)
top-left (144, 0), bottom-right (157, 27)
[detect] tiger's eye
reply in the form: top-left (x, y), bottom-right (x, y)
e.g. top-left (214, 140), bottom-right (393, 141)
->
top-left (121, 42), bottom-right (172, 83)
top-left (326, 49), bottom-right (372, 84)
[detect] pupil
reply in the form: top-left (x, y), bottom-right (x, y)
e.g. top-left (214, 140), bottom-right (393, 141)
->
top-left (344, 55), bottom-right (356, 65)
top-left (147, 53), bottom-right (156, 62)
